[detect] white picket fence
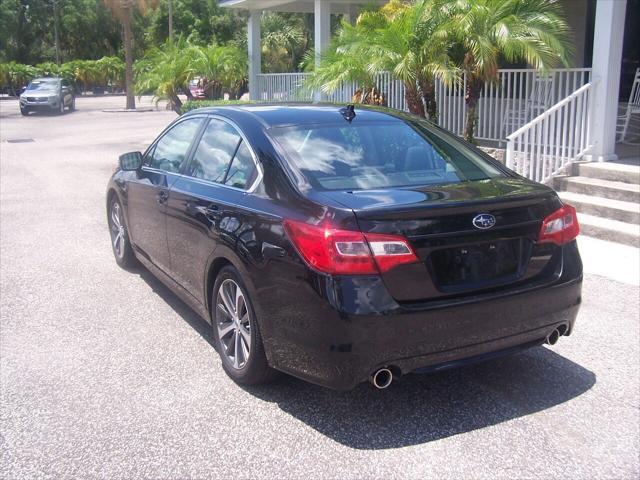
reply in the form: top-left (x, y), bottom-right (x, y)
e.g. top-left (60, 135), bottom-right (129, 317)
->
top-left (505, 81), bottom-right (595, 184)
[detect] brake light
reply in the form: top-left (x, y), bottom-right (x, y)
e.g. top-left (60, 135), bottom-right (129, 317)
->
top-left (283, 219), bottom-right (418, 275)
top-left (538, 204), bottom-right (580, 245)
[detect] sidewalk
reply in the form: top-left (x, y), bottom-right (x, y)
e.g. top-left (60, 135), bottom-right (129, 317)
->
top-left (578, 235), bottom-right (640, 285)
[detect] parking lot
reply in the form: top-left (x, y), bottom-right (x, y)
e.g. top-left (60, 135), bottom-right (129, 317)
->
top-left (1, 96), bottom-right (638, 479)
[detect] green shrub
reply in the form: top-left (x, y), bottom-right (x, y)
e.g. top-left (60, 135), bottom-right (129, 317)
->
top-left (180, 99), bottom-right (253, 114)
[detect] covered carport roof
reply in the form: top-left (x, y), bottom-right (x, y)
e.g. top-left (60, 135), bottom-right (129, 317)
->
top-left (219, 0), bottom-right (385, 14)
top-left (222, 0), bottom-right (388, 100)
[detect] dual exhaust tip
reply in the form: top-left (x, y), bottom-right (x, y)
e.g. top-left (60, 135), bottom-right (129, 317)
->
top-left (372, 325), bottom-right (568, 389)
top-left (546, 324), bottom-right (568, 346)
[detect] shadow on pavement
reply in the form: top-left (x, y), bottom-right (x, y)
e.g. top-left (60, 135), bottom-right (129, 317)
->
top-left (138, 267), bottom-right (596, 450)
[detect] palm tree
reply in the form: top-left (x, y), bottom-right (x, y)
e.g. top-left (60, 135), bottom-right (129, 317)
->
top-left (194, 44), bottom-right (248, 100)
top-left (261, 13), bottom-right (306, 73)
top-left (445, 0), bottom-right (572, 142)
top-left (135, 38), bottom-right (200, 113)
top-left (103, 0), bottom-right (157, 109)
top-left (307, 0), bottom-right (457, 120)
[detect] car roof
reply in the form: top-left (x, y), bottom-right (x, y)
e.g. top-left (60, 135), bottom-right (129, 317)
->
top-left (184, 103), bottom-right (410, 129)
top-left (31, 77), bottom-right (62, 82)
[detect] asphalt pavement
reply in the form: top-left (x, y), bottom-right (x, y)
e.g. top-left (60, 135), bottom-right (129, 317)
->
top-left (1, 96), bottom-right (638, 479)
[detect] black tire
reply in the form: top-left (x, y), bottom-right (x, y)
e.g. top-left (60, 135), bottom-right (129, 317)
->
top-left (20, 107), bottom-right (29, 116)
top-left (108, 196), bottom-right (137, 269)
top-left (212, 266), bottom-right (277, 385)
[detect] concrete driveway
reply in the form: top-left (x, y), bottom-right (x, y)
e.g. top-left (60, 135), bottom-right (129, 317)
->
top-left (1, 96), bottom-right (638, 479)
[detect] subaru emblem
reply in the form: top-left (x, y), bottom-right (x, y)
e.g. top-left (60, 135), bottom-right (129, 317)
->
top-left (472, 213), bottom-right (496, 230)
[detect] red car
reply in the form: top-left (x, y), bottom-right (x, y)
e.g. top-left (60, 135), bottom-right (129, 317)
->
top-left (189, 79), bottom-right (206, 99)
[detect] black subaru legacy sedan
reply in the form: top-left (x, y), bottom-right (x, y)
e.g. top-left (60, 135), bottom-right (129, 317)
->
top-left (106, 104), bottom-right (582, 390)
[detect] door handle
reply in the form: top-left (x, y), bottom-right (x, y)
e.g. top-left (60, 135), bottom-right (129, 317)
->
top-left (157, 190), bottom-right (169, 204)
top-left (194, 204), bottom-right (219, 219)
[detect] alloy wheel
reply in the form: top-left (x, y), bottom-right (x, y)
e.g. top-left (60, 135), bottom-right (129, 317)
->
top-left (109, 202), bottom-right (126, 259)
top-left (216, 279), bottom-right (252, 370)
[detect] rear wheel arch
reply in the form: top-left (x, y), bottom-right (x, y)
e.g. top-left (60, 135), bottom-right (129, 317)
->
top-left (204, 250), bottom-right (261, 325)
top-left (205, 257), bottom-right (233, 320)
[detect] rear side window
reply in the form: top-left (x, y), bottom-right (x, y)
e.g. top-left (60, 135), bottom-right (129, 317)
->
top-left (146, 118), bottom-right (203, 173)
top-left (270, 121), bottom-right (504, 191)
top-left (188, 119), bottom-right (241, 183)
top-left (224, 141), bottom-right (257, 189)
top-left (187, 118), bottom-right (257, 190)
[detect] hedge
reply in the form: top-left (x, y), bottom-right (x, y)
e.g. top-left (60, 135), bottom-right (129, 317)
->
top-left (180, 99), bottom-right (253, 114)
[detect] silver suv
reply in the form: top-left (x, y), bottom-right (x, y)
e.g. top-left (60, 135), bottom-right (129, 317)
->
top-left (20, 78), bottom-right (75, 116)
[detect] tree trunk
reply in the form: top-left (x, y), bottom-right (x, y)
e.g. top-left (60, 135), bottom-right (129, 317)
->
top-left (464, 74), bottom-right (483, 143)
top-left (404, 82), bottom-right (426, 118)
top-left (122, 7), bottom-right (135, 110)
top-left (419, 78), bottom-right (437, 123)
top-left (169, 92), bottom-right (182, 114)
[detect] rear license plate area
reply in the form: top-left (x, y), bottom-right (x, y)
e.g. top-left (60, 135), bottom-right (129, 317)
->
top-left (430, 239), bottom-right (524, 290)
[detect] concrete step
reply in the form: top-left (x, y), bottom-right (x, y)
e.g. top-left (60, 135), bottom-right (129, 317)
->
top-left (554, 176), bottom-right (640, 203)
top-left (574, 161), bottom-right (640, 184)
top-left (559, 191), bottom-right (640, 224)
top-left (577, 213), bottom-right (640, 247)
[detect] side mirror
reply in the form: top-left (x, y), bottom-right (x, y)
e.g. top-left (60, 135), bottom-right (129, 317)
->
top-left (119, 151), bottom-right (143, 171)
top-left (20, 86), bottom-right (26, 94)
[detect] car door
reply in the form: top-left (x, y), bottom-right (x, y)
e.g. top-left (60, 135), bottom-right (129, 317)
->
top-left (126, 117), bottom-right (204, 273)
top-left (61, 80), bottom-right (72, 106)
top-left (165, 116), bottom-right (261, 303)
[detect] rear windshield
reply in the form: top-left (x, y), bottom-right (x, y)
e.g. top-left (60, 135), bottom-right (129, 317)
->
top-left (270, 121), bottom-right (504, 191)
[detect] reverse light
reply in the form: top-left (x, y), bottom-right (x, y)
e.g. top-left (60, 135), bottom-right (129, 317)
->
top-left (538, 204), bottom-right (580, 245)
top-left (283, 219), bottom-right (418, 275)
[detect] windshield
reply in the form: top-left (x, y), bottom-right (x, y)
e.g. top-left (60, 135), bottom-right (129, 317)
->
top-left (270, 121), bottom-right (505, 191)
top-left (26, 80), bottom-right (60, 92)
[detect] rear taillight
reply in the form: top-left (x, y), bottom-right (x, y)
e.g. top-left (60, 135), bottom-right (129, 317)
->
top-left (283, 219), bottom-right (418, 275)
top-left (538, 204), bottom-right (580, 245)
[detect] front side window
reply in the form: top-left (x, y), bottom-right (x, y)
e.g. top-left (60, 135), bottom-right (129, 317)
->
top-left (146, 118), bottom-right (203, 173)
top-left (187, 118), bottom-right (258, 189)
top-left (270, 121), bottom-right (504, 191)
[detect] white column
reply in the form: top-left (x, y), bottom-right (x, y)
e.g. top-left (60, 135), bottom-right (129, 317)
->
top-left (587, 0), bottom-right (627, 162)
top-left (314, 0), bottom-right (331, 101)
top-left (248, 10), bottom-right (261, 101)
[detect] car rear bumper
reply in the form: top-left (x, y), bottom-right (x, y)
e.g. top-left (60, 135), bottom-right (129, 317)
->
top-left (256, 242), bottom-right (582, 390)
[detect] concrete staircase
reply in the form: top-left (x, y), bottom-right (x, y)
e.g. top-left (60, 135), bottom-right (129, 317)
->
top-left (554, 161), bottom-right (640, 247)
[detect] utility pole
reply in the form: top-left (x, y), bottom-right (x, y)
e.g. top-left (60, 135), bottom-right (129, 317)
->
top-left (53, 0), bottom-right (60, 65)
top-left (168, 0), bottom-right (174, 42)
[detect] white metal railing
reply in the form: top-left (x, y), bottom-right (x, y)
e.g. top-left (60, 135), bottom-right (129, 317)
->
top-left (435, 68), bottom-right (592, 141)
top-left (257, 73), bottom-right (312, 101)
top-left (256, 68), bottom-right (591, 144)
top-left (505, 81), bottom-right (595, 184)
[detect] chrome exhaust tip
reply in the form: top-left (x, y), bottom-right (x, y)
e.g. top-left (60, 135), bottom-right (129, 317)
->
top-left (371, 368), bottom-right (393, 389)
top-left (546, 328), bottom-right (560, 345)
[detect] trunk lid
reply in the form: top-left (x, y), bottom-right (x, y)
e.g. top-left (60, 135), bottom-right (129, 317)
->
top-left (320, 178), bottom-right (563, 302)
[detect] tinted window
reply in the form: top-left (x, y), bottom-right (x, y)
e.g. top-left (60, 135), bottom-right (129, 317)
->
top-left (224, 140), bottom-right (257, 189)
top-left (270, 121), bottom-right (504, 191)
top-left (146, 118), bottom-right (203, 173)
top-left (186, 119), bottom-right (258, 190)
top-left (188, 119), bottom-right (241, 183)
